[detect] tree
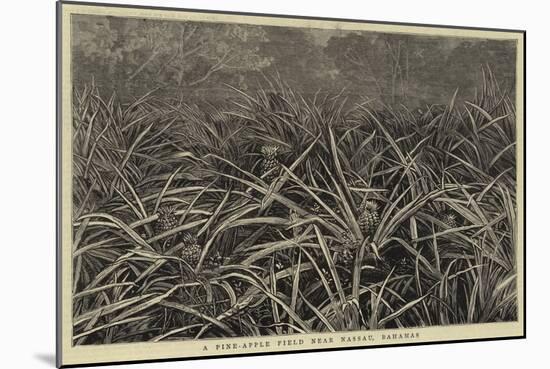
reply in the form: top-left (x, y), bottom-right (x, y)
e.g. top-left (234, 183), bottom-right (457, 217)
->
top-left (250, 27), bottom-right (347, 100)
top-left (72, 15), bottom-right (273, 96)
top-left (325, 32), bottom-right (517, 107)
top-left (325, 33), bottom-right (413, 104)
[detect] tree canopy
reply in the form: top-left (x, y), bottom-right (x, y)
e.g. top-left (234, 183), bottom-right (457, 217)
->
top-left (72, 15), bottom-right (516, 106)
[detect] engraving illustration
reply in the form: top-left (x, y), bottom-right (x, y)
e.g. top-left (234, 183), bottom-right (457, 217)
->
top-left (70, 14), bottom-right (519, 346)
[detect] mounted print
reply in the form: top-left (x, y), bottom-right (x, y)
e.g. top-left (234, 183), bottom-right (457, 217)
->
top-left (56, 1), bottom-right (525, 367)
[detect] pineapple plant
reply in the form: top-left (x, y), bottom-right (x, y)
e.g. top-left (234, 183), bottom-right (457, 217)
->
top-left (440, 212), bottom-right (458, 229)
top-left (204, 250), bottom-right (224, 269)
top-left (248, 300), bottom-right (273, 325)
top-left (154, 205), bottom-right (178, 235)
top-left (274, 259), bottom-right (285, 271)
top-left (333, 229), bottom-right (358, 286)
top-left (381, 256), bottom-right (413, 276)
top-left (231, 278), bottom-right (247, 297)
top-left (289, 209), bottom-right (304, 238)
top-left (338, 248), bottom-right (355, 269)
top-left (155, 205), bottom-right (178, 250)
top-left (181, 232), bottom-right (202, 267)
top-left (100, 169), bottom-right (116, 188)
top-left (358, 199), bottom-right (381, 237)
top-left (260, 145), bottom-right (281, 182)
top-left (341, 229), bottom-right (359, 250)
top-left (325, 198), bottom-right (342, 217)
top-left (310, 203), bottom-right (321, 215)
top-left (393, 257), bottom-right (413, 275)
top-left (320, 266), bottom-right (334, 284)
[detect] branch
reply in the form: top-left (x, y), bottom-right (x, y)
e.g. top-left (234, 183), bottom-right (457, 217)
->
top-left (344, 49), bottom-right (366, 68)
top-left (187, 50), bottom-right (232, 87)
top-left (344, 48), bottom-right (383, 96)
top-left (163, 42), bottom-right (206, 85)
top-left (385, 40), bottom-right (407, 100)
top-left (181, 42), bottom-right (205, 59)
top-left (128, 48), bottom-right (161, 81)
top-left (156, 50), bottom-right (179, 76)
top-left (182, 25), bottom-right (198, 44)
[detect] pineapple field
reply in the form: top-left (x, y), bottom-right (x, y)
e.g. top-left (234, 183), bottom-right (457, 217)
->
top-left (71, 71), bottom-right (518, 345)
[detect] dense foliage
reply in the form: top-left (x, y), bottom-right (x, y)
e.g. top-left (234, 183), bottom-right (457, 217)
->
top-left (72, 70), bottom-right (517, 344)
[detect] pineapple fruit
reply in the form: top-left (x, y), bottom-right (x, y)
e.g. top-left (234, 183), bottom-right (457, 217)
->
top-left (381, 256), bottom-right (412, 276)
top-left (260, 145), bottom-right (280, 182)
top-left (341, 229), bottom-right (359, 250)
top-left (204, 251), bottom-right (224, 269)
top-left (155, 205), bottom-right (178, 250)
top-left (441, 212), bottom-right (458, 229)
top-left (358, 199), bottom-right (381, 237)
top-left (339, 248), bottom-right (355, 269)
top-left (181, 233), bottom-right (202, 266)
top-left (333, 230), bottom-right (358, 286)
top-left (154, 205), bottom-right (178, 235)
top-left (393, 257), bottom-right (412, 275)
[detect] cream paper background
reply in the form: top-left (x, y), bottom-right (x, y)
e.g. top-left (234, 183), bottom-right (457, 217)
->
top-left (58, 2), bottom-right (524, 366)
